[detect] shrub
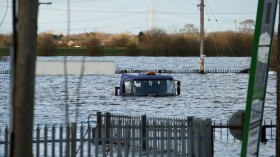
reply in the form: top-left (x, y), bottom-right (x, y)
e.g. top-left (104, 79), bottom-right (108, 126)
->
top-left (37, 33), bottom-right (58, 56)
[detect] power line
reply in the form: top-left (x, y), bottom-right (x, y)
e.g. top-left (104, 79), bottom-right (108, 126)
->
top-left (37, 7), bottom-right (256, 15)
top-left (183, 0), bottom-right (198, 6)
top-left (0, 0), bottom-right (8, 27)
top-left (205, 0), bottom-right (235, 57)
top-left (53, 0), bottom-right (111, 3)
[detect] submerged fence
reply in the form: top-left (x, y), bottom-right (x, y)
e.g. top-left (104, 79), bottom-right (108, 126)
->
top-left (0, 113), bottom-right (276, 157)
top-left (115, 69), bottom-right (249, 74)
top-left (0, 69), bottom-right (250, 75)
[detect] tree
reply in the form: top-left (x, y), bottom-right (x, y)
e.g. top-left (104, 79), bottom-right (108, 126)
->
top-left (239, 19), bottom-right (255, 34)
top-left (83, 37), bottom-right (102, 56)
top-left (180, 24), bottom-right (199, 34)
top-left (37, 33), bottom-right (58, 56)
top-left (11, 0), bottom-right (38, 157)
top-left (143, 28), bottom-right (168, 55)
top-left (138, 31), bottom-right (145, 43)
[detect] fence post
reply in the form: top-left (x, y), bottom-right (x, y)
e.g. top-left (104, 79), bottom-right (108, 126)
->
top-left (66, 124), bottom-right (70, 157)
top-left (187, 117), bottom-right (193, 157)
top-left (80, 124), bottom-right (84, 157)
top-left (106, 112), bottom-right (111, 140)
top-left (44, 125), bottom-right (48, 157)
top-left (59, 124), bottom-right (63, 157)
top-left (261, 126), bottom-right (267, 143)
top-left (167, 120), bottom-right (171, 157)
top-left (142, 115), bottom-right (147, 151)
top-left (52, 125), bottom-right (55, 157)
top-left (87, 123), bottom-right (91, 157)
top-left (193, 118), bottom-right (200, 157)
top-left (94, 125), bottom-right (99, 157)
top-left (160, 120), bottom-right (164, 157)
top-left (181, 119), bottom-right (187, 157)
top-left (205, 119), bottom-right (212, 157)
top-left (71, 123), bottom-right (77, 157)
top-left (153, 121), bottom-right (157, 157)
top-left (36, 125), bottom-right (40, 157)
top-left (97, 112), bottom-right (102, 139)
top-left (5, 126), bottom-right (9, 157)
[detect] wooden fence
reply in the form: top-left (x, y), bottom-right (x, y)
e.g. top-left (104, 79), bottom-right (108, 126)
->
top-left (0, 112), bottom-right (213, 157)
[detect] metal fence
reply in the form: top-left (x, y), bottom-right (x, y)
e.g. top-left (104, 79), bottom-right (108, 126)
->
top-left (115, 69), bottom-right (248, 74)
top-left (93, 112), bottom-right (212, 157)
top-left (0, 112), bottom-right (213, 157)
top-left (0, 113), bottom-right (276, 157)
top-left (0, 69), bottom-right (249, 75)
top-left (211, 118), bottom-right (276, 142)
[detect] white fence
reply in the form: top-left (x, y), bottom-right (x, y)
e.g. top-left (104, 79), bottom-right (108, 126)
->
top-left (0, 112), bottom-right (213, 157)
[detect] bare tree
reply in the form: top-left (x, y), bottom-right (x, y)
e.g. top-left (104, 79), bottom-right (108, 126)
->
top-left (11, 0), bottom-right (38, 157)
top-left (180, 24), bottom-right (199, 34)
top-left (239, 19), bottom-right (255, 34)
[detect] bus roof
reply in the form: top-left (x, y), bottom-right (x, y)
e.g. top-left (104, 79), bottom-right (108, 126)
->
top-left (120, 73), bottom-right (174, 81)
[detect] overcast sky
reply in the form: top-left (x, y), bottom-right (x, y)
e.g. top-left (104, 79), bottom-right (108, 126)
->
top-left (0, 0), bottom-right (278, 35)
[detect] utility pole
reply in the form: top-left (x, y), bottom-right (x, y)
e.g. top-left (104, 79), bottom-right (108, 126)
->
top-left (199, 0), bottom-right (204, 74)
top-left (10, 0), bottom-right (38, 157)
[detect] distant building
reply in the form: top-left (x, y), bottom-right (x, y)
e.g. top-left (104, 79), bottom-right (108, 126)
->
top-left (67, 40), bottom-right (75, 47)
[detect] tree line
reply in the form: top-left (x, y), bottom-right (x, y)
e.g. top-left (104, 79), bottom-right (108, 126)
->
top-left (0, 19), bottom-right (264, 56)
top-left (0, 27), bottom-right (277, 57)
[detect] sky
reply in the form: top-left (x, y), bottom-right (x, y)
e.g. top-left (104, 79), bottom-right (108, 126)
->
top-left (0, 0), bottom-right (278, 35)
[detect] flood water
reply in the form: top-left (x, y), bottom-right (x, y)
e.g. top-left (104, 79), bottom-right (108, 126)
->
top-left (0, 56), bottom-right (277, 156)
top-left (1, 56), bottom-right (276, 125)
